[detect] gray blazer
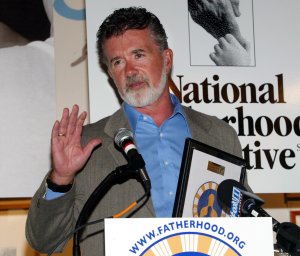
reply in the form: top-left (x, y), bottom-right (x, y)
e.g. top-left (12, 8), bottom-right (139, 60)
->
top-left (26, 106), bottom-right (242, 256)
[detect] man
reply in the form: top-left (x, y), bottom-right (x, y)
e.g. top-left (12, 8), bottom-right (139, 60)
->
top-left (26, 7), bottom-right (242, 255)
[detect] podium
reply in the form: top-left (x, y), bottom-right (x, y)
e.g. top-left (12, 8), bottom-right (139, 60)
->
top-left (105, 217), bottom-right (274, 255)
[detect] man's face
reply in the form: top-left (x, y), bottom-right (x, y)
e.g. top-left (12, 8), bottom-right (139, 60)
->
top-left (103, 28), bottom-right (172, 107)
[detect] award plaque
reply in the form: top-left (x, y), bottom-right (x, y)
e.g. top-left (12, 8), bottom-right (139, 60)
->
top-left (173, 138), bottom-right (246, 217)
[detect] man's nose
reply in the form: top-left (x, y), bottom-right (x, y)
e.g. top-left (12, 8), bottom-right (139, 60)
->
top-left (125, 61), bottom-right (138, 77)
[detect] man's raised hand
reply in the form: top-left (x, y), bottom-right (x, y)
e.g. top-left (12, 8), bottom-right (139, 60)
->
top-left (50, 105), bottom-right (102, 185)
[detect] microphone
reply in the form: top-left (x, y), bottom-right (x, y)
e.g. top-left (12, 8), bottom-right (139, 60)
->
top-left (114, 128), bottom-right (151, 192)
top-left (217, 179), bottom-right (300, 255)
top-left (217, 179), bottom-right (280, 232)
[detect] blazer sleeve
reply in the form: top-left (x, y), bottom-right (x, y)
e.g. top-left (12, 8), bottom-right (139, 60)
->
top-left (26, 175), bottom-right (76, 253)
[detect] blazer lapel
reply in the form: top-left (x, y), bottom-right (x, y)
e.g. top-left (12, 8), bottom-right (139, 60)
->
top-left (104, 107), bottom-right (156, 217)
top-left (183, 106), bottom-right (220, 147)
top-left (104, 107), bottom-right (130, 167)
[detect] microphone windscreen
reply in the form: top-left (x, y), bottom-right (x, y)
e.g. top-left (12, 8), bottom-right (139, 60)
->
top-left (217, 179), bottom-right (246, 208)
top-left (114, 128), bottom-right (133, 147)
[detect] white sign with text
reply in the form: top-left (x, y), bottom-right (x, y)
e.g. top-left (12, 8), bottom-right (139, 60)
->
top-left (105, 217), bottom-right (274, 255)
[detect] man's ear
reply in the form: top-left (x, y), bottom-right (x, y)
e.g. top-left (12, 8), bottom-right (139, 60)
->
top-left (107, 67), bottom-right (113, 78)
top-left (163, 48), bottom-right (173, 74)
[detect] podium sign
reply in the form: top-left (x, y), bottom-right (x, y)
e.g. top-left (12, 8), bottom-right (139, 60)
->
top-left (105, 217), bottom-right (274, 255)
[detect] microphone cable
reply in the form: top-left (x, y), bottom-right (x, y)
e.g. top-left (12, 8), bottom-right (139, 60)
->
top-left (47, 192), bottom-right (149, 256)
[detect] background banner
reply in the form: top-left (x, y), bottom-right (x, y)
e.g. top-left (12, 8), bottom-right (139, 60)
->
top-left (86, 0), bottom-right (300, 193)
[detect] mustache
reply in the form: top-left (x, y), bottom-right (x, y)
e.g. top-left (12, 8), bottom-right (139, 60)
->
top-left (125, 75), bottom-right (149, 88)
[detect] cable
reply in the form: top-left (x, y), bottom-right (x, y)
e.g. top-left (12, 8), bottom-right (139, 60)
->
top-left (47, 218), bottom-right (104, 256)
top-left (113, 193), bottom-right (147, 218)
top-left (47, 192), bottom-right (148, 256)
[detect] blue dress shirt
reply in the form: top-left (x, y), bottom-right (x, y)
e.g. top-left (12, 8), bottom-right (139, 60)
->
top-left (124, 94), bottom-right (191, 217)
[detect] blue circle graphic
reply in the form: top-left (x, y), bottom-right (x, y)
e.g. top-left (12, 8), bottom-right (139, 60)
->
top-left (54, 0), bottom-right (86, 20)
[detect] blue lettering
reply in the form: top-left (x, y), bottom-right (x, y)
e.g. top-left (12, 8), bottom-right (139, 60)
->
top-left (157, 226), bottom-right (163, 235)
top-left (218, 227), bottom-right (225, 235)
top-left (196, 221), bottom-right (204, 229)
top-left (176, 221), bottom-right (183, 229)
top-left (190, 220), bottom-right (195, 228)
top-left (239, 241), bottom-right (246, 249)
top-left (233, 236), bottom-right (240, 244)
top-left (230, 187), bottom-right (242, 217)
top-left (211, 224), bottom-right (218, 232)
top-left (168, 222), bottom-right (175, 230)
top-left (137, 236), bottom-right (147, 246)
top-left (184, 220), bottom-right (189, 228)
top-left (227, 232), bottom-right (234, 240)
top-left (163, 224), bottom-right (171, 232)
top-left (129, 243), bottom-right (139, 254)
top-left (145, 230), bottom-right (156, 240)
top-left (204, 222), bottom-right (211, 230)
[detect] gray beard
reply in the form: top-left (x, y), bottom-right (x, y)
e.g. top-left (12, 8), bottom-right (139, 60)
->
top-left (120, 66), bottom-right (168, 108)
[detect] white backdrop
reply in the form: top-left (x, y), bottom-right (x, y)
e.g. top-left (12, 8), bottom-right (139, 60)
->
top-left (86, 0), bottom-right (300, 193)
top-left (0, 40), bottom-right (55, 198)
top-left (0, 0), bottom-right (87, 198)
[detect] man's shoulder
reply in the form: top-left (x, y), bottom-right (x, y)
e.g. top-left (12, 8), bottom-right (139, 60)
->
top-left (83, 108), bottom-right (127, 136)
top-left (182, 105), bottom-right (241, 157)
top-left (83, 116), bottom-right (110, 136)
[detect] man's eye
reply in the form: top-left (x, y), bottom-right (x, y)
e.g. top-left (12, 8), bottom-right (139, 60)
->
top-left (135, 53), bottom-right (144, 59)
top-left (113, 60), bottom-right (122, 66)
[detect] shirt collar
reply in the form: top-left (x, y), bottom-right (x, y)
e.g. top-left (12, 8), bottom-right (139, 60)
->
top-left (124, 94), bottom-right (186, 132)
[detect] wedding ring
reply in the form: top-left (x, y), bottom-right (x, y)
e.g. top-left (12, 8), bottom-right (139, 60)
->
top-left (58, 133), bottom-right (65, 136)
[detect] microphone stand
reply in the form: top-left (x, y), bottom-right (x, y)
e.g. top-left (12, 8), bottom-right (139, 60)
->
top-left (276, 222), bottom-right (300, 256)
top-left (243, 201), bottom-right (300, 255)
top-left (72, 164), bottom-right (150, 256)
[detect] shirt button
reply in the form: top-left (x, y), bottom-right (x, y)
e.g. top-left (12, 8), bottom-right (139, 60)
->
top-left (169, 191), bottom-right (174, 196)
top-left (143, 116), bottom-right (147, 120)
top-left (164, 160), bottom-right (169, 166)
top-left (160, 132), bottom-right (163, 138)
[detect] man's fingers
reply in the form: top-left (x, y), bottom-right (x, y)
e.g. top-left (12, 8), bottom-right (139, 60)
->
top-left (58, 108), bottom-right (69, 136)
top-left (52, 120), bottom-right (60, 139)
top-left (67, 105), bottom-right (79, 136)
top-left (83, 138), bottom-right (102, 158)
top-left (51, 121), bottom-right (65, 151)
top-left (74, 111), bottom-right (87, 136)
